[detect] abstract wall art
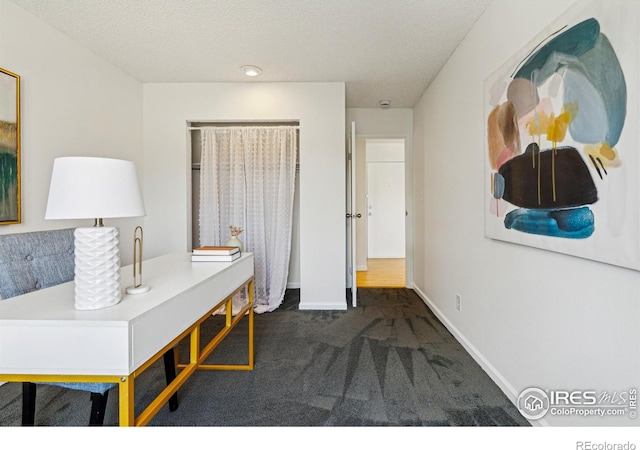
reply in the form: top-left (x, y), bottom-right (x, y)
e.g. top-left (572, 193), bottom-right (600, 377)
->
top-left (484, 0), bottom-right (640, 270)
top-left (0, 67), bottom-right (20, 225)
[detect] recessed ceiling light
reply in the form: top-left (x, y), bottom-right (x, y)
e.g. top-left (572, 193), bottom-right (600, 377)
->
top-left (379, 100), bottom-right (391, 109)
top-left (241, 65), bottom-right (262, 77)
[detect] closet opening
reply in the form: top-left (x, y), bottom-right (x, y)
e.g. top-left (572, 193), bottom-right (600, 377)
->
top-left (188, 121), bottom-right (300, 312)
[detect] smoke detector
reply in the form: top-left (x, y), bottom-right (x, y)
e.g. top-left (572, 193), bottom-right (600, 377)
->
top-left (379, 100), bottom-right (391, 109)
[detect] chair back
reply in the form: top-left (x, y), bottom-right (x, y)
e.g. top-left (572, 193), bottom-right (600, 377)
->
top-left (0, 229), bottom-right (75, 299)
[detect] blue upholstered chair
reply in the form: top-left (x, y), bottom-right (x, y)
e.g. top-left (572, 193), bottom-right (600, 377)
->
top-left (0, 228), bottom-right (178, 425)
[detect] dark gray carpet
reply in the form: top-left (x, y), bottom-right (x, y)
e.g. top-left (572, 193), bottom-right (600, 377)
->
top-left (0, 288), bottom-right (530, 426)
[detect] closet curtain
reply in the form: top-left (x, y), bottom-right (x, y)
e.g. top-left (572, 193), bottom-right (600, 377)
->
top-left (199, 126), bottom-right (297, 313)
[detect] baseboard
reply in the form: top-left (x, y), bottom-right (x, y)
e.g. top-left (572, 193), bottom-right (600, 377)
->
top-left (286, 282), bottom-right (300, 289)
top-left (412, 284), bottom-right (543, 427)
top-left (356, 264), bottom-right (368, 271)
top-left (298, 302), bottom-right (347, 310)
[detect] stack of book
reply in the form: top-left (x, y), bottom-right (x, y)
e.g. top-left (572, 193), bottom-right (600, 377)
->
top-left (191, 246), bottom-right (241, 262)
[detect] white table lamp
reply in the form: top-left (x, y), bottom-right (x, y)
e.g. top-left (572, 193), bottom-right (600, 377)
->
top-left (45, 157), bottom-right (146, 310)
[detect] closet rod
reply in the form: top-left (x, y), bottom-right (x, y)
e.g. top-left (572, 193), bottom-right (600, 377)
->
top-left (192, 162), bottom-right (299, 170)
top-left (188, 125), bottom-right (299, 130)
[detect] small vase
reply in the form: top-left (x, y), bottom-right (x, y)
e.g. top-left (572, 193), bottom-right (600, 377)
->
top-left (225, 235), bottom-right (243, 252)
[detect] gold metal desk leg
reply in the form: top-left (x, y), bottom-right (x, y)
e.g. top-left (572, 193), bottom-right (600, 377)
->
top-left (119, 376), bottom-right (134, 426)
top-left (190, 323), bottom-right (201, 363)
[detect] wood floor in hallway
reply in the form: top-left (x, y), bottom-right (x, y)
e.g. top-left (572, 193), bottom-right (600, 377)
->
top-left (356, 258), bottom-right (405, 288)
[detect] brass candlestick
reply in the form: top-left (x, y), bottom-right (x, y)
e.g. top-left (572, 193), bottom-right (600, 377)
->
top-left (126, 226), bottom-right (150, 294)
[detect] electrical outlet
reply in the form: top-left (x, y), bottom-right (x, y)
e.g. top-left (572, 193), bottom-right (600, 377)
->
top-left (456, 294), bottom-right (461, 311)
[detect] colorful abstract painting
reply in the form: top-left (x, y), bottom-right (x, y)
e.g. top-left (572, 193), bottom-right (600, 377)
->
top-left (484, 0), bottom-right (640, 270)
top-left (0, 67), bottom-right (20, 225)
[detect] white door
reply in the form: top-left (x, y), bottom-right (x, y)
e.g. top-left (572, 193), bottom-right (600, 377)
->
top-left (367, 161), bottom-right (405, 258)
top-left (346, 121), bottom-right (358, 307)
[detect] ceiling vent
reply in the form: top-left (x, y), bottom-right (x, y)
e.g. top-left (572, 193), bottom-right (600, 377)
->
top-left (379, 100), bottom-right (391, 109)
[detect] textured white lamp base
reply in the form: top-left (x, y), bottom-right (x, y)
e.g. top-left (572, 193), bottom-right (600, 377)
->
top-left (74, 227), bottom-right (121, 310)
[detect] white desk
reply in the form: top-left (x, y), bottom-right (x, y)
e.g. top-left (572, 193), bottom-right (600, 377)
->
top-left (0, 252), bottom-right (255, 426)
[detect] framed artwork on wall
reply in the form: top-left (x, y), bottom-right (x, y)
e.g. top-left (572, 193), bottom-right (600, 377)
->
top-left (0, 67), bottom-right (20, 225)
top-left (484, 0), bottom-right (640, 270)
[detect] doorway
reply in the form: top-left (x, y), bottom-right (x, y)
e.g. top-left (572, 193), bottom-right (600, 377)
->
top-left (356, 138), bottom-right (406, 288)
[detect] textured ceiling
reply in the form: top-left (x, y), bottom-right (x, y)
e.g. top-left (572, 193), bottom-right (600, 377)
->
top-left (8, 0), bottom-right (491, 108)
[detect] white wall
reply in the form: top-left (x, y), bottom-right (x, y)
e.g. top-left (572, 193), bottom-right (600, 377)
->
top-left (0, 2), bottom-right (144, 265)
top-left (143, 83), bottom-right (346, 310)
top-left (346, 108), bottom-right (413, 285)
top-left (413, 0), bottom-right (640, 426)
top-left (347, 108), bottom-right (413, 137)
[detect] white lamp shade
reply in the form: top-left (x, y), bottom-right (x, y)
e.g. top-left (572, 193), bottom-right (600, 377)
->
top-left (45, 157), bottom-right (146, 220)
